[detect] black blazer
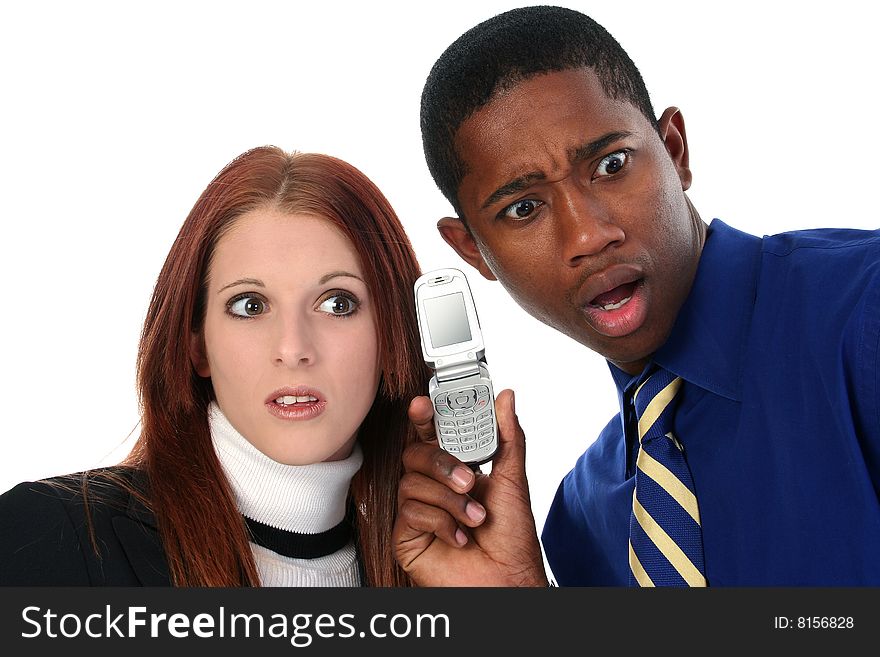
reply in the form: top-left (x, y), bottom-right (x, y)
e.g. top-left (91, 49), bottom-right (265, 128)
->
top-left (0, 467), bottom-right (171, 585)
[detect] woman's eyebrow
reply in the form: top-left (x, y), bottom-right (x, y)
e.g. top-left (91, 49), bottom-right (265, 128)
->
top-left (318, 270), bottom-right (365, 284)
top-left (216, 272), bottom-right (364, 294)
top-left (217, 278), bottom-right (265, 294)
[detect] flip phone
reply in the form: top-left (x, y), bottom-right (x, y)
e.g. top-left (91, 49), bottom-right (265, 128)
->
top-left (414, 268), bottom-right (498, 465)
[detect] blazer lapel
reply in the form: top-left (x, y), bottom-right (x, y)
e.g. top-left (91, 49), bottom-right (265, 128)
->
top-left (112, 516), bottom-right (171, 585)
top-left (112, 471), bottom-right (171, 586)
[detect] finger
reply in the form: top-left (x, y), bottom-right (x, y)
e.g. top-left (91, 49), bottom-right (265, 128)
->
top-left (396, 498), bottom-right (470, 548)
top-left (402, 442), bottom-right (479, 494)
top-left (408, 395), bottom-right (437, 442)
top-left (397, 471), bottom-right (487, 527)
top-left (488, 388), bottom-right (527, 480)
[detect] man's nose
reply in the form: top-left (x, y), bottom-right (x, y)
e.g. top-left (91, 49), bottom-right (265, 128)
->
top-left (557, 188), bottom-right (625, 266)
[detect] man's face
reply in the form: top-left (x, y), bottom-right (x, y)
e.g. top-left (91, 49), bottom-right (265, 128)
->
top-left (442, 67), bottom-right (704, 374)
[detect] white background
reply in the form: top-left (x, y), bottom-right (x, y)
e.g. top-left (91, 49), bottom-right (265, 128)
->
top-left (2, 0), bottom-right (878, 563)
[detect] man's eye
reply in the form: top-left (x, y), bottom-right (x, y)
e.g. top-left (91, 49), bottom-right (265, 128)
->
top-left (318, 294), bottom-right (358, 317)
top-left (501, 198), bottom-right (544, 220)
top-left (228, 296), bottom-right (266, 317)
top-left (594, 150), bottom-right (629, 178)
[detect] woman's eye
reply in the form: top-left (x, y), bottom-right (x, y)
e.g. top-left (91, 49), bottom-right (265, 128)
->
top-left (318, 294), bottom-right (358, 316)
top-left (595, 150), bottom-right (629, 178)
top-left (501, 198), bottom-right (544, 220)
top-left (228, 296), bottom-right (265, 317)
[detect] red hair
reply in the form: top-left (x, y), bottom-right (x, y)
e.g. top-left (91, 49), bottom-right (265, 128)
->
top-left (126, 146), bottom-right (425, 586)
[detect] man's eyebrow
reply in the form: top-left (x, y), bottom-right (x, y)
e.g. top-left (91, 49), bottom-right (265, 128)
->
top-left (481, 172), bottom-right (547, 210)
top-left (480, 131), bottom-right (634, 211)
top-left (570, 131), bottom-right (633, 163)
top-left (218, 278), bottom-right (264, 294)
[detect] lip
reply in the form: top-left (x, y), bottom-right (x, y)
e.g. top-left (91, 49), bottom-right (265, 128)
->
top-left (265, 385), bottom-right (327, 421)
top-left (576, 263), bottom-right (648, 338)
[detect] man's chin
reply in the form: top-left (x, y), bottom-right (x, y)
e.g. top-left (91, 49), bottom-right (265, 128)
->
top-left (582, 333), bottom-right (659, 376)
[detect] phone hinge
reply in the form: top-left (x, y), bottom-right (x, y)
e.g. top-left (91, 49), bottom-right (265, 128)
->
top-left (434, 360), bottom-right (482, 382)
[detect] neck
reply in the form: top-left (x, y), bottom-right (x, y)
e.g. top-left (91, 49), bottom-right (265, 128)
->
top-left (685, 195), bottom-right (708, 253)
top-left (208, 402), bottom-right (364, 534)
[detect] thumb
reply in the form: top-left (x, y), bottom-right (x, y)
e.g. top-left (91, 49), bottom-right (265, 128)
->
top-left (407, 395), bottom-right (438, 443)
top-left (490, 388), bottom-right (527, 480)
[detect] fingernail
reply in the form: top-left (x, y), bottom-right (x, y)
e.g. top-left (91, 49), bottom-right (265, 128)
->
top-left (466, 500), bottom-right (486, 523)
top-left (510, 389), bottom-right (516, 413)
top-left (450, 466), bottom-right (473, 488)
top-left (455, 528), bottom-right (468, 546)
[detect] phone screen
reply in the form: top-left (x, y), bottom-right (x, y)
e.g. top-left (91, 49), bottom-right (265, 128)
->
top-left (424, 292), bottom-right (472, 348)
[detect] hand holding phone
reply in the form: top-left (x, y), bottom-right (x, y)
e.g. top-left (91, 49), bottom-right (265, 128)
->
top-left (414, 268), bottom-right (498, 465)
top-left (392, 388), bottom-right (549, 586)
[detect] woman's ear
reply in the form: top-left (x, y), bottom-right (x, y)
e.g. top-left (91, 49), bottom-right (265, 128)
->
top-left (190, 331), bottom-right (211, 378)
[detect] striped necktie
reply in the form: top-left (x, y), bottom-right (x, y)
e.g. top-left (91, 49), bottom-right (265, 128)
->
top-left (628, 367), bottom-right (707, 587)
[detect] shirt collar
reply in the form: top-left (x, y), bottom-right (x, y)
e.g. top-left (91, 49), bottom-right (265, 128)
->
top-left (609, 219), bottom-right (762, 403)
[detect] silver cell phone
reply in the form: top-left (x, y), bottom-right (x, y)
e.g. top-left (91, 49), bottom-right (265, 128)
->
top-left (414, 268), bottom-right (498, 465)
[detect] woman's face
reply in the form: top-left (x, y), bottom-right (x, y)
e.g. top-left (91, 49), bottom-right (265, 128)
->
top-left (194, 207), bottom-right (381, 464)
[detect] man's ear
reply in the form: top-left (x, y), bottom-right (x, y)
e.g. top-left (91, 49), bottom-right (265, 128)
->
top-left (657, 106), bottom-right (692, 191)
top-left (190, 331), bottom-right (211, 378)
top-left (436, 217), bottom-right (497, 281)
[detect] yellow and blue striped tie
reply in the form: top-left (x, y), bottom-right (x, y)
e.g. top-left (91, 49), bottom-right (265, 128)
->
top-left (628, 368), bottom-right (707, 587)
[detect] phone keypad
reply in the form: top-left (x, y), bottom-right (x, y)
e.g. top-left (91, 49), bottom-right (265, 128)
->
top-left (435, 403), bottom-right (454, 417)
top-left (433, 384), bottom-right (496, 452)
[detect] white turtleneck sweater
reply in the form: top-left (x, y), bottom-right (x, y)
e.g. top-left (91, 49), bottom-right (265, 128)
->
top-left (209, 402), bottom-right (363, 587)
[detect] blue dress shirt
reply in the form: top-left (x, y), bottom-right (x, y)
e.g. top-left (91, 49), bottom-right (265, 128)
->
top-left (542, 219), bottom-right (880, 585)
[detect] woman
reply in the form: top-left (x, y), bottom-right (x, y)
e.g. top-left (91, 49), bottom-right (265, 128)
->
top-left (0, 146), bottom-right (426, 586)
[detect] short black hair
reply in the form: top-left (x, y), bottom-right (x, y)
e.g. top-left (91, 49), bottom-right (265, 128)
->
top-left (420, 5), bottom-right (657, 218)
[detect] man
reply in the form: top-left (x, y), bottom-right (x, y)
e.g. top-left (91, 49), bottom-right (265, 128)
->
top-left (392, 5), bottom-right (880, 586)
